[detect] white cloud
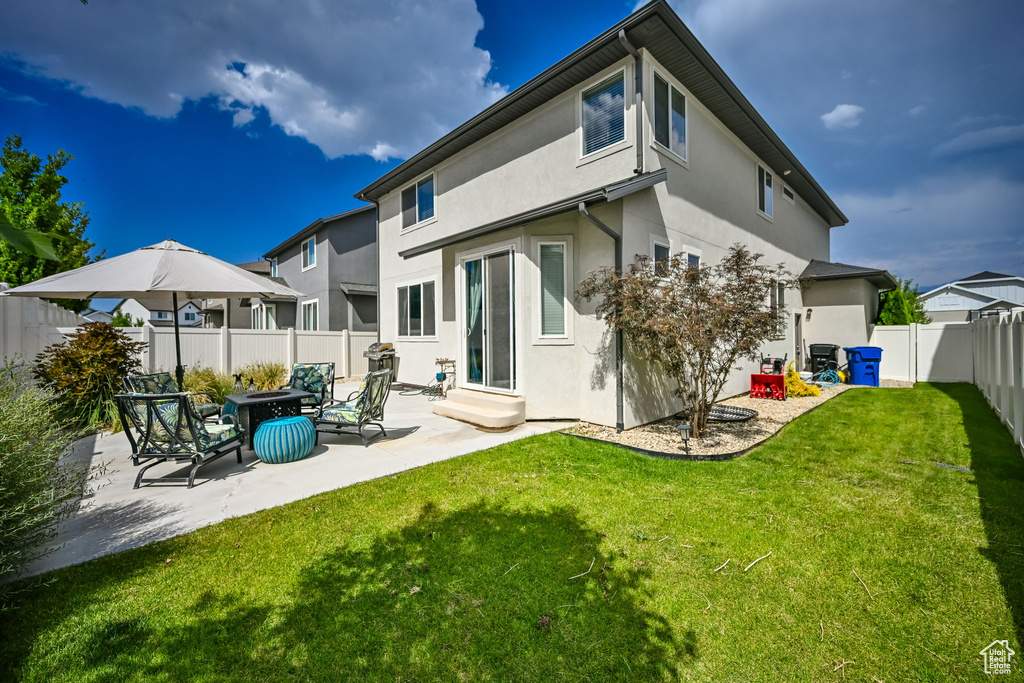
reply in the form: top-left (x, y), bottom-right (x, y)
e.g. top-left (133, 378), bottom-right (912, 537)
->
top-left (820, 104), bottom-right (865, 131)
top-left (832, 175), bottom-right (1024, 285)
top-left (0, 86), bottom-right (43, 106)
top-left (907, 105), bottom-right (926, 116)
top-left (933, 124), bottom-right (1024, 157)
top-left (0, 0), bottom-right (508, 160)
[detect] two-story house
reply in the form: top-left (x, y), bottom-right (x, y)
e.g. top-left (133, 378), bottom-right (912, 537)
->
top-left (260, 205), bottom-right (378, 332)
top-left (116, 297), bottom-right (203, 328)
top-left (200, 260), bottom-right (283, 329)
top-left (357, 0), bottom-right (848, 430)
top-left (921, 271), bottom-right (1024, 321)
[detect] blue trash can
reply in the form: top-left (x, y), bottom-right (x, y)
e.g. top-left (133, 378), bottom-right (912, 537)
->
top-left (843, 346), bottom-right (883, 387)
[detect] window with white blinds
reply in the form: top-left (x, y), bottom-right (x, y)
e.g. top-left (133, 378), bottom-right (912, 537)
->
top-left (581, 72), bottom-right (626, 156)
top-left (539, 243), bottom-right (566, 336)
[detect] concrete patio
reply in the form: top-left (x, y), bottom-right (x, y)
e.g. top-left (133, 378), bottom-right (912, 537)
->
top-left (27, 382), bottom-right (564, 577)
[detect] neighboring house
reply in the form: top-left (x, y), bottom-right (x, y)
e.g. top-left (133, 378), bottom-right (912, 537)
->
top-left (920, 271), bottom-right (1024, 322)
top-left (81, 307), bottom-right (114, 324)
top-left (800, 260), bottom-right (897, 350)
top-left (358, 0), bottom-right (850, 429)
top-left (117, 297), bottom-right (203, 327)
top-left (261, 205), bottom-right (378, 332)
top-left (200, 260), bottom-right (285, 329)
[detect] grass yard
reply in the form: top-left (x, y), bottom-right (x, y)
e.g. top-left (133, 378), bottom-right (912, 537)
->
top-left (1, 383), bottom-right (1022, 681)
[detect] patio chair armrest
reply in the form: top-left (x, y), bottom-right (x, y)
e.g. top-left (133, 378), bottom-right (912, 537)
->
top-left (219, 414), bottom-right (237, 426)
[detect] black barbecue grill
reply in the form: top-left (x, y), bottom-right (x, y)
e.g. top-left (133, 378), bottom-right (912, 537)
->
top-left (364, 342), bottom-right (396, 373)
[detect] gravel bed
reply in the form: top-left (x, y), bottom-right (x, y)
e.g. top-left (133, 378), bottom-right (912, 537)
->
top-left (566, 380), bottom-right (911, 457)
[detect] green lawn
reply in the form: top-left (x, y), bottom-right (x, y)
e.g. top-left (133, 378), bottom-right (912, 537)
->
top-left (1, 383), bottom-right (1022, 681)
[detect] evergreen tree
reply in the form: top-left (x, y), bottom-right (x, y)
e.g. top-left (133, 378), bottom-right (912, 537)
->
top-left (0, 135), bottom-right (99, 313)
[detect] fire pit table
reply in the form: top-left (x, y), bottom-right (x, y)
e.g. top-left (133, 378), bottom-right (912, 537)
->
top-left (224, 388), bottom-right (314, 445)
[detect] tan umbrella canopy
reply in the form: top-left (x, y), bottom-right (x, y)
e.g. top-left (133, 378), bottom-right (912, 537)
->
top-left (5, 239), bottom-right (303, 386)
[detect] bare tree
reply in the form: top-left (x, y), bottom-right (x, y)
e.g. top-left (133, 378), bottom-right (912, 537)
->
top-left (578, 244), bottom-right (796, 437)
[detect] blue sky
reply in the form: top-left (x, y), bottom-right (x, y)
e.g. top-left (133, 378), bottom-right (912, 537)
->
top-left (1, 0), bottom-right (1022, 304)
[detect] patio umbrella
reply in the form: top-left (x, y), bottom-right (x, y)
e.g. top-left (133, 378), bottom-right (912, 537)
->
top-left (4, 239), bottom-right (303, 387)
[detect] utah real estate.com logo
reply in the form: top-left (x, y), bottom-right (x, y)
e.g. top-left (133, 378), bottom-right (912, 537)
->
top-left (980, 640), bottom-right (1015, 675)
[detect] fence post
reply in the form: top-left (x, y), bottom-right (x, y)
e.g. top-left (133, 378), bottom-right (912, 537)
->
top-left (287, 328), bottom-right (297, 368)
top-left (220, 326), bottom-right (231, 374)
top-left (341, 329), bottom-right (350, 378)
top-left (1012, 313), bottom-right (1023, 450)
top-left (142, 325), bottom-right (154, 372)
top-left (1000, 316), bottom-right (1010, 425)
top-left (909, 323), bottom-right (919, 383)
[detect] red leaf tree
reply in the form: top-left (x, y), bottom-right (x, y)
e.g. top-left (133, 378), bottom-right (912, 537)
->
top-left (578, 244), bottom-right (797, 437)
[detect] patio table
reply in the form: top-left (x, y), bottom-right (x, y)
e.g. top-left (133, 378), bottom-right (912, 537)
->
top-left (225, 388), bottom-right (314, 445)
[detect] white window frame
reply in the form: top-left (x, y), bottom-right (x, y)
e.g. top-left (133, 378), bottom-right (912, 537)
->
top-left (782, 185), bottom-right (796, 205)
top-left (183, 311), bottom-right (197, 322)
top-left (302, 237), bottom-right (316, 271)
top-left (400, 173), bottom-right (437, 233)
top-left (301, 299), bottom-right (319, 331)
top-left (756, 163), bottom-right (774, 221)
top-left (396, 277), bottom-right (438, 341)
top-left (533, 236), bottom-right (574, 345)
top-left (154, 311), bottom-right (170, 320)
top-left (251, 302), bottom-right (277, 330)
top-left (577, 65), bottom-right (631, 166)
top-left (650, 236), bottom-right (671, 277)
top-left (769, 279), bottom-right (787, 340)
top-left (270, 258), bottom-right (278, 278)
top-left (650, 68), bottom-right (689, 166)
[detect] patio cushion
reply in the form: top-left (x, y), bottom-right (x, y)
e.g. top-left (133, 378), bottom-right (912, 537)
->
top-left (287, 364), bottom-right (330, 406)
top-left (126, 372), bottom-right (177, 395)
top-left (319, 400), bottom-right (362, 425)
top-left (148, 396), bottom-right (238, 451)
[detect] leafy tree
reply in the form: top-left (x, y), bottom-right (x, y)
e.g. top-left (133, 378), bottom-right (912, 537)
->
top-left (877, 278), bottom-right (931, 325)
top-left (0, 135), bottom-right (99, 313)
top-left (109, 309), bottom-right (143, 327)
top-left (578, 244), bottom-right (796, 437)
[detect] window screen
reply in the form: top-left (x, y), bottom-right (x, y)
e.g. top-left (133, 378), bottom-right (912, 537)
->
top-left (540, 244), bottom-right (566, 336)
top-left (582, 72), bottom-right (626, 155)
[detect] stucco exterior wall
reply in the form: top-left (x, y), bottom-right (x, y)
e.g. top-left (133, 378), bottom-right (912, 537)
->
top-left (802, 278), bottom-right (878, 351)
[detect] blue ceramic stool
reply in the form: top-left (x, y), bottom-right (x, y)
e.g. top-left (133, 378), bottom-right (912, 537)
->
top-left (253, 416), bottom-right (315, 464)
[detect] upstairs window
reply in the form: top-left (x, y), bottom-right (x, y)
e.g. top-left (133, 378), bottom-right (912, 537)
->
top-left (270, 258), bottom-right (278, 277)
top-left (183, 311), bottom-right (197, 322)
top-left (653, 73), bottom-right (687, 160)
top-left (758, 165), bottom-right (773, 218)
top-left (154, 311), bottom-right (170, 320)
top-left (782, 186), bottom-right (795, 203)
top-left (581, 72), bottom-right (626, 156)
top-left (402, 174), bottom-right (435, 229)
top-left (687, 253), bottom-right (701, 269)
top-left (302, 237), bottom-right (316, 270)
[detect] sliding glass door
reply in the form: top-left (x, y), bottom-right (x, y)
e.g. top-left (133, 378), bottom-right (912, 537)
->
top-left (464, 247), bottom-right (516, 392)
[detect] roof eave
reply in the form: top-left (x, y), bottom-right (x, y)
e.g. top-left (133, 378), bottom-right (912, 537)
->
top-left (262, 204), bottom-right (375, 258)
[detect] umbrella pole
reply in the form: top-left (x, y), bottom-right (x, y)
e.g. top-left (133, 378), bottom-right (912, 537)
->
top-left (172, 291), bottom-right (185, 389)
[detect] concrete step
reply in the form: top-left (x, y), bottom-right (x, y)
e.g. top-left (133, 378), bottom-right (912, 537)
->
top-left (433, 389), bottom-right (525, 429)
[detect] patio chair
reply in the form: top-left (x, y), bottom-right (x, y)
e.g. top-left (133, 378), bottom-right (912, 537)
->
top-left (280, 362), bottom-right (336, 411)
top-left (314, 369), bottom-right (393, 447)
top-left (123, 371), bottom-right (221, 421)
top-left (115, 393), bottom-right (243, 489)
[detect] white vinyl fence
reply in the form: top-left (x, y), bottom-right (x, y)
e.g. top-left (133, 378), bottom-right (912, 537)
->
top-left (868, 322), bottom-right (975, 383)
top-left (0, 288), bottom-right (86, 362)
top-left (973, 312), bottom-right (1024, 453)
top-left (1, 289), bottom-right (378, 377)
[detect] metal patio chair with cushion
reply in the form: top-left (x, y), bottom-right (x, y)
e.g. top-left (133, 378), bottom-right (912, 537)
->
top-left (123, 371), bottom-right (221, 421)
top-left (314, 368), bottom-right (393, 447)
top-left (115, 392), bottom-right (243, 488)
top-left (280, 362), bottom-right (335, 411)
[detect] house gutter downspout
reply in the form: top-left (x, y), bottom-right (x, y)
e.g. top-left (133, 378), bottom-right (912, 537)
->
top-left (579, 202), bottom-right (624, 433)
top-left (617, 29), bottom-right (644, 175)
top-left (356, 192), bottom-right (383, 345)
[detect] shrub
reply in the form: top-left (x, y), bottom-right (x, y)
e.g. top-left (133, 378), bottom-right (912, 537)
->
top-left (182, 366), bottom-right (234, 404)
top-left (0, 362), bottom-right (86, 608)
top-left (785, 362), bottom-right (820, 398)
top-left (236, 361), bottom-right (287, 391)
top-left (33, 322), bottom-right (147, 430)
